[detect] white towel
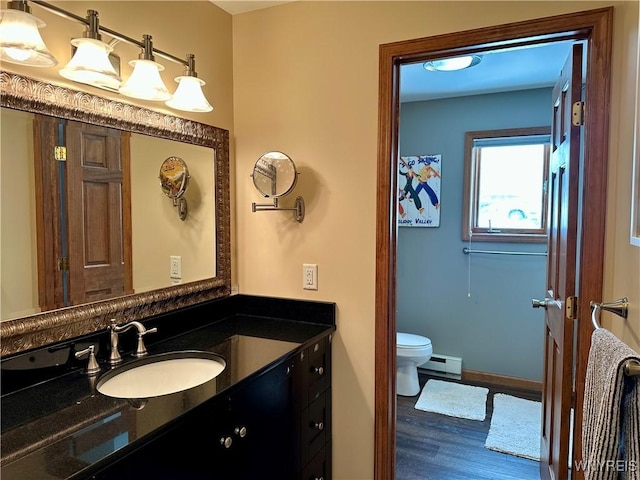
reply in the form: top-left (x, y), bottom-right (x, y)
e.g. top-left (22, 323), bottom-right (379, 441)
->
top-left (582, 328), bottom-right (640, 480)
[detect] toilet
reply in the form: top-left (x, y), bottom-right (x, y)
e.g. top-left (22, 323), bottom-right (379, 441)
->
top-left (396, 332), bottom-right (433, 396)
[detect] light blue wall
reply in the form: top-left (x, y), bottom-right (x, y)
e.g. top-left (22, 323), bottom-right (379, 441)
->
top-left (398, 88), bottom-right (552, 381)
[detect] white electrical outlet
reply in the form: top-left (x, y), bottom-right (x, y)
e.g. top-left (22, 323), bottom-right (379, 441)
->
top-left (303, 264), bottom-right (318, 290)
top-left (170, 256), bottom-right (182, 279)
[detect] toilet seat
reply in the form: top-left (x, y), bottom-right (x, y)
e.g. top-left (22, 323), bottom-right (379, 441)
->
top-left (397, 332), bottom-right (432, 357)
top-left (397, 332), bottom-right (431, 348)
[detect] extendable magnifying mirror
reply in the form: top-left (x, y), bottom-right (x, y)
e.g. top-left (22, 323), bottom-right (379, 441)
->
top-left (159, 156), bottom-right (190, 221)
top-left (251, 151), bottom-right (305, 222)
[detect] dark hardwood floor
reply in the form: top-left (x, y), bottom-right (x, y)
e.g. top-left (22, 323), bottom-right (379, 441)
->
top-left (396, 372), bottom-right (542, 480)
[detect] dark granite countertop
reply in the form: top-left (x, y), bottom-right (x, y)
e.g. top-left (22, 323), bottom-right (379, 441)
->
top-left (0, 295), bottom-right (336, 480)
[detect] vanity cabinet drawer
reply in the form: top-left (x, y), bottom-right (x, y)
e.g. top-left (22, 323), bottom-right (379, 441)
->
top-left (302, 442), bottom-right (332, 480)
top-left (303, 336), bottom-right (331, 405)
top-left (302, 389), bottom-right (331, 463)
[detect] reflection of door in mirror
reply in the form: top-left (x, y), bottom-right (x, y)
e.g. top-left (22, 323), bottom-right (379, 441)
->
top-left (34, 115), bottom-right (133, 311)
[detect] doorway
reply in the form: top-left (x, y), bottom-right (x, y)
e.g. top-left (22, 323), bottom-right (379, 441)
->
top-left (375, 8), bottom-right (612, 480)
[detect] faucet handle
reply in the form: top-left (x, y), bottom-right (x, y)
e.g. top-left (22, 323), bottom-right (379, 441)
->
top-left (133, 327), bottom-right (158, 357)
top-left (75, 345), bottom-right (101, 375)
top-left (109, 319), bottom-right (123, 366)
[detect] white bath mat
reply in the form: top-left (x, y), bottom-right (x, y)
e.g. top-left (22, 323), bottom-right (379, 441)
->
top-left (414, 379), bottom-right (489, 421)
top-left (485, 393), bottom-right (541, 461)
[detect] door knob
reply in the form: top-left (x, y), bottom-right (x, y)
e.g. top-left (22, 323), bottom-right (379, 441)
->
top-left (532, 298), bottom-right (552, 309)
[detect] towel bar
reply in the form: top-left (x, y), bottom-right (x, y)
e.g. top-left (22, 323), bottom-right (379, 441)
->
top-left (590, 298), bottom-right (639, 376)
top-left (625, 360), bottom-right (640, 376)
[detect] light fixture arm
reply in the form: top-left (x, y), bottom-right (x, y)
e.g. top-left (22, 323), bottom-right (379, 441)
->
top-left (29, 0), bottom-right (192, 69)
top-left (139, 34), bottom-right (155, 61)
top-left (185, 54), bottom-right (197, 77)
top-left (83, 10), bottom-right (100, 40)
top-left (6, 1), bottom-right (31, 14)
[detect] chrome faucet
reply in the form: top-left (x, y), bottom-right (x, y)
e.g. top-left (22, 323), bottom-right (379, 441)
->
top-left (109, 319), bottom-right (157, 366)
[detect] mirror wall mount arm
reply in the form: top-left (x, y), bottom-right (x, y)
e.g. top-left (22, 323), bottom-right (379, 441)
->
top-left (252, 196), bottom-right (306, 223)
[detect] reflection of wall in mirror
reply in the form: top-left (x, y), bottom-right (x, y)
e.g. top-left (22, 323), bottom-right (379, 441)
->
top-left (1, 108), bottom-right (38, 319)
top-left (130, 135), bottom-right (215, 292)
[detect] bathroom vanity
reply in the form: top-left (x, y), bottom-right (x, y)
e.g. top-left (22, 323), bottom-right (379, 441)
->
top-left (0, 295), bottom-right (335, 480)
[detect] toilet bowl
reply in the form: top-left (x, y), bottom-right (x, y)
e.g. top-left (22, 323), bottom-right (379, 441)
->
top-left (397, 332), bottom-right (433, 396)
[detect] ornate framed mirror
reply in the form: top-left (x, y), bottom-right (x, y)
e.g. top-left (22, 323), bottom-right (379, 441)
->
top-left (0, 72), bottom-right (231, 356)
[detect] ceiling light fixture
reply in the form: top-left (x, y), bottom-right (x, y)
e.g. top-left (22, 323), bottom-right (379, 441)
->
top-left (423, 55), bottom-right (482, 72)
top-left (119, 34), bottom-right (171, 101)
top-left (0, 0), bottom-right (56, 67)
top-left (1, 0), bottom-right (214, 113)
top-left (166, 54), bottom-right (213, 112)
top-left (59, 10), bottom-right (121, 92)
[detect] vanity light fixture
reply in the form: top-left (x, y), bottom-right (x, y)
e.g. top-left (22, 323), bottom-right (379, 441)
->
top-left (119, 34), bottom-right (171, 101)
top-left (423, 55), bottom-right (482, 72)
top-left (1, 0), bottom-right (215, 113)
top-left (59, 10), bottom-right (121, 92)
top-left (0, 0), bottom-right (57, 67)
top-left (166, 54), bottom-right (213, 112)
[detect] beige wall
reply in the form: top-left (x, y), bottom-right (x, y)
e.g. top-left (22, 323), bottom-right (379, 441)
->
top-left (605, 0), bottom-right (640, 358)
top-left (231, 2), bottom-right (640, 478)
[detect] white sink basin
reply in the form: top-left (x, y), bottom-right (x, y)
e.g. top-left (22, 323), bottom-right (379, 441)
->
top-left (96, 351), bottom-right (226, 399)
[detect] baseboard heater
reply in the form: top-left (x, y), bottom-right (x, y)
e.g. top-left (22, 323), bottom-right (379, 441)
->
top-left (420, 354), bottom-right (462, 375)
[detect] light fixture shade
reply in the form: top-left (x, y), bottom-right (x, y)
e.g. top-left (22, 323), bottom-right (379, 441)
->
top-left (424, 55), bottom-right (482, 72)
top-left (60, 38), bottom-right (121, 91)
top-left (0, 9), bottom-right (57, 66)
top-left (166, 75), bottom-right (213, 112)
top-left (119, 59), bottom-right (171, 101)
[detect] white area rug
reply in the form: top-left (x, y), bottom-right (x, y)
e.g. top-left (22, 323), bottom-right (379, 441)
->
top-left (485, 393), bottom-right (541, 461)
top-left (414, 379), bottom-right (489, 421)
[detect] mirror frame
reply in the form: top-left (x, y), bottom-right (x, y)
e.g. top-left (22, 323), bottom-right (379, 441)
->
top-left (0, 72), bottom-right (231, 357)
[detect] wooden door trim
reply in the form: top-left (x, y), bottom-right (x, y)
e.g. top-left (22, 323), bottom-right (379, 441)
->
top-left (375, 8), bottom-right (612, 480)
top-left (121, 132), bottom-right (133, 295)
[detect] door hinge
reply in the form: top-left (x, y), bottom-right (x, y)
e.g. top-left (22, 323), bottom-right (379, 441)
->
top-left (565, 295), bottom-right (577, 320)
top-left (58, 257), bottom-right (69, 272)
top-left (54, 146), bottom-right (67, 161)
top-left (571, 101), bottom-right (584, 126)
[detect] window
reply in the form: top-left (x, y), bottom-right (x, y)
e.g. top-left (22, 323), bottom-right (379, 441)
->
top-left (462, 127), bottom-right (550, 243)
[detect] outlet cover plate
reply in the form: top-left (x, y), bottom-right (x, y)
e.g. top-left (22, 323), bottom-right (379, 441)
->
top-left (303, 264), bottom-right (318, 290)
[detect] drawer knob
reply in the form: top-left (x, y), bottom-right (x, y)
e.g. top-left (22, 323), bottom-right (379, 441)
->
top-left (234, 426), bottom-right (247, 438)
top-left (312, 421), bottom-right (324, 431)
top-left (313, 366), bottom-right (324, 375)
top-left (220, 436), bottom-right (233, 448)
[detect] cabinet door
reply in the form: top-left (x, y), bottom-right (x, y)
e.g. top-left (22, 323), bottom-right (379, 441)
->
top-left (233, 358), bottom-right (297, 478)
